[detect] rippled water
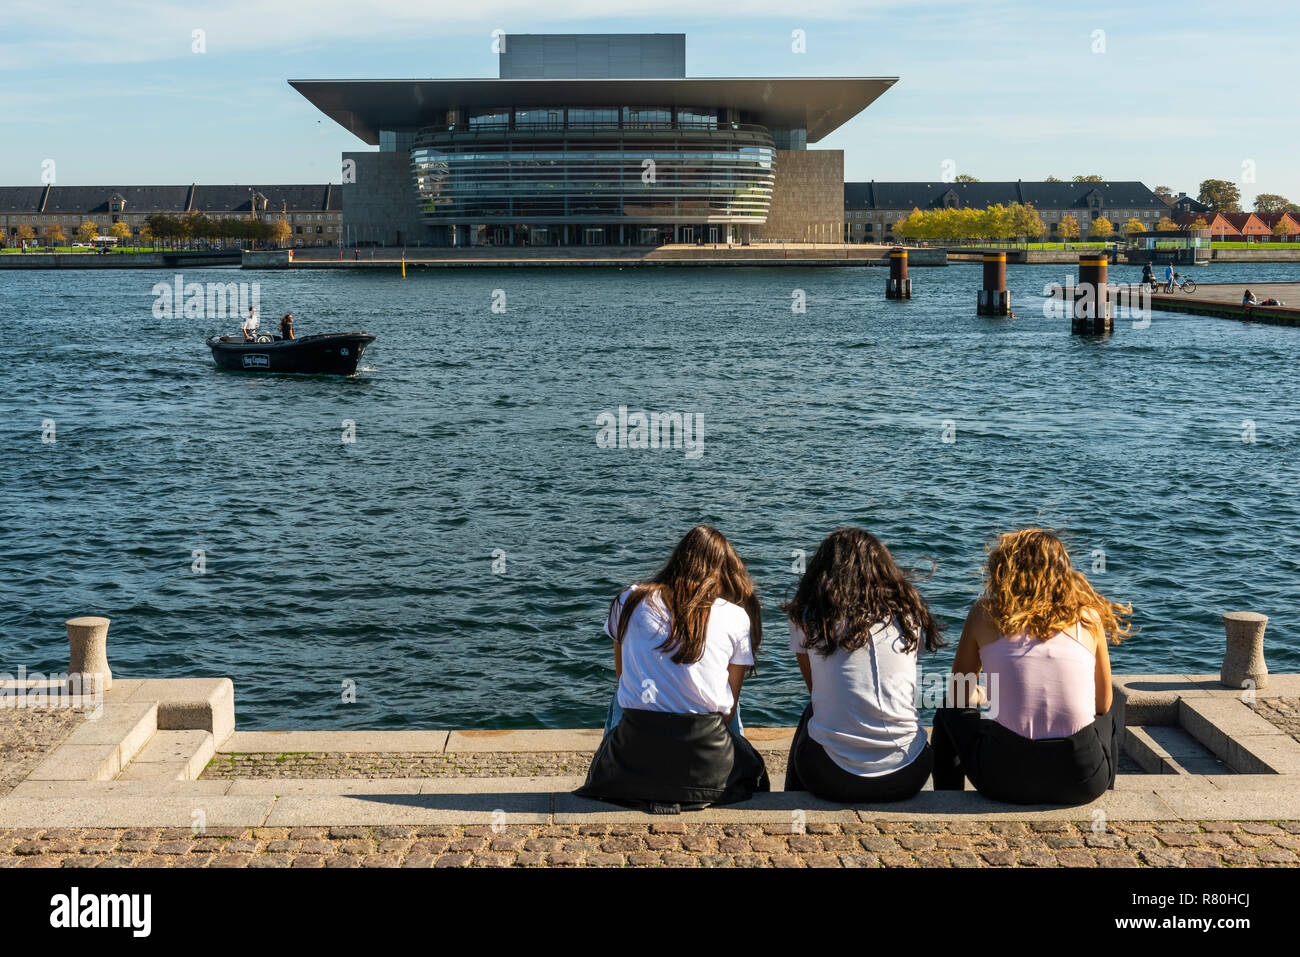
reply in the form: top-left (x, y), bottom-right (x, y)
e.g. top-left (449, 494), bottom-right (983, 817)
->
top-left (2, 262), bottom-right (1297, 729)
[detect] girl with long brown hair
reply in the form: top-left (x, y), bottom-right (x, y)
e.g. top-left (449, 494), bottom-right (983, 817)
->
top-left (575, 525), bottom-right (770, 810)
top-left (783, 527), bottom-right (945, 802)
top-left (933, 528), bottom-right (1132, 804)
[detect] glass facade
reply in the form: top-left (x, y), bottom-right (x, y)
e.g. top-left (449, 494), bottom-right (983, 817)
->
top-left (408, 105), bottom-right (777, 244)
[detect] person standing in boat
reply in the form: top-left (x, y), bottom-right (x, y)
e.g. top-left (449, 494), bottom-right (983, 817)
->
top-left (279, 313), bottom-right (295, 340)
top-left (241, 305), bottom-right (260, 341)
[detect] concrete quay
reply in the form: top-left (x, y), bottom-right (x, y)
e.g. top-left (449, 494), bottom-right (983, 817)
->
top-left (242, 244), bottom-right (949, 270)
top-left (1147, 282), bottom-right (1300, 326)
top-left (2, 672), bottom-right (1300, 866)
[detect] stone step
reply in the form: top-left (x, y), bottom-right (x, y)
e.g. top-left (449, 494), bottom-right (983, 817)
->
top-left (117, 730), bottom-right (214, 782)
top-left (1123, 725), bottom-right (1232, 775)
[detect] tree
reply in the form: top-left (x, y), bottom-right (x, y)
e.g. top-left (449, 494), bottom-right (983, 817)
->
top-left (1044, 175), bottom-right (1062, 182)
top-left (46, 224), bottom-right (67, 246)
top-left (1197, 178), bottom-right (1241, 213)
top-left (955, 174), bottom-right (979, 182)
top-left (16, 224), bottom-right (35, 245)
top-left (1189, 216), bottom-right (1209, 229)
top-left (1073, 175), bottom-right (1105, 182)
top-left (76, 220), bottom-right (98, 244)
top-left (1058, 215), bottom-right (1080, 239)
top-left (1090, 216), bottom-right (1114, 238)
top-left (1154, 185), bottom-right (1173, 199)
top-left (1009, 202), bottom-right (1044, 239)
top-left (269, 218), bottom-right (292, 247)
top-left (1253, 193), bottom-right (1290, 215)
top-left (1122, 217), bottom-right (1145, 238)
top-left (1156, 216), bottom-right (1178, 232)
top-left (1273, 220), bottom-right (1297, 238)
top-left (110, 221), bottom-right (132, 242)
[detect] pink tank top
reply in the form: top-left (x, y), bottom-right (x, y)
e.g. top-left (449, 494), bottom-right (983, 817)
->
top-left (979, 622), bottom-right (1096, 739)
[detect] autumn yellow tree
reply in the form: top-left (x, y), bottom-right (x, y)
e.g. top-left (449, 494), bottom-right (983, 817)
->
top-left (1058, 215), bottom-right (1080, 240)
top-left (1090, 216), bottom-right (1114, 238)
top-left (269, 218), bottom-right (292, 247)
top-left (1155, 216), bottom-right (1178, 232)
top-left (46, 224), bottom-right (67, 246)
top-left (110, 221), bottom-right (132, 243)
top-left (16, 224), bottom-right (35, 245)
top-left (76, 220), bottom-right (98, 244)
top-left (1122, 217), bottom-right (1145, 239)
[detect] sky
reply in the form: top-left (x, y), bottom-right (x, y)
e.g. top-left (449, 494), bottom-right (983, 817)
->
top-left (2, 0), bottom-right (1296, 206)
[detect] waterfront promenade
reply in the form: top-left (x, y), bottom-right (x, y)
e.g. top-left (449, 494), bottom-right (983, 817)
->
top-left (245, 243), bottom-right (949, 269)
top-left (2, 671), bottom-right (1298, 867)
top-left (1147, 283), bottom-right (1300, 326)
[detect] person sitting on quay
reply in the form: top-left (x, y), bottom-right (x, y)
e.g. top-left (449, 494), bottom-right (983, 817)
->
top-left (575, 524), bottom-right (769, 811)
top-left (782, 527), bottom-right (944, 803)
top-left (931, 528), bottom-right (1131, 805)
top-left (279, 313), bottom-right (295, 340)
top-left (1243, 289), bottom-right (1257, 306)
top-left (241, 305), bottom-right (260, 342)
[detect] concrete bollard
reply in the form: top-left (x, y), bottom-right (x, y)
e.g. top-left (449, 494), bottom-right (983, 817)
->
top-left (1072, 253), bottom-right (1112, 334)
top-left (977, 252), bottom-right (1010, 316)
top-left (1220, 611), bottom-right (1268, 691)
top-left (885, 247), bottom-right (911, 299)
top-left (66, 616), bottom-right (112, 692)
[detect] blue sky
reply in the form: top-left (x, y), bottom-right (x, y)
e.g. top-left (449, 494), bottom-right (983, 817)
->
top-left (2, 0), bottom-right (1296, 205)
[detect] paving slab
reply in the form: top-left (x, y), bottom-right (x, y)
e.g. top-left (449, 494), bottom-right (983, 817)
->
top-left (1153, 788), bottom-right (1300, 821)
top-left (219, 730), bottom-right (451, 753)
top-left (118, 730), bottom-right (214, 781)
top-left (553, 790), bottom-right (861, 824)
top-left (225, 779), bottom-right (429, 796)
top-left (25, 743), bottom-right (120, 782)
top-left (262, 792), bottom-right (551, 826)
top-left (445, 729), bottom-right (604, 752)
top-left (1205, 773), bottom-right (1300, 791)
top-left (1113, 772), bottom-right (1213, 791)
top-left (9, 780), bottom-right (233, 797)
top-left (854, 789), bottom-right (1177, 822)
top-left (0, 795), bottom-right (274, 827)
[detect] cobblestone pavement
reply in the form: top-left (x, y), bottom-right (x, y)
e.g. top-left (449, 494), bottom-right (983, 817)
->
top-left (0, 707), bottom-right (87, 797)
top-left (0, 821), bottom-right (1297, 867)
top-left (1249, 697), bottom-right (1300, 743)
top-left (200, 751), bottom-right (614, 778)
top-left (203, 750), bottom-right (1140, 779)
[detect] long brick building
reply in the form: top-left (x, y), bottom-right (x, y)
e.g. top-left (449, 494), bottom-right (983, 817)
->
top-left (843, 180), bottom-right (1171, 242)
top-left (0, 184), bottom-right (341, 245)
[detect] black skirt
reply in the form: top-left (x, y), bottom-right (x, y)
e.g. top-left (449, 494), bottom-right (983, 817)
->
top-left (931, 695), bottom-right (1124, 805)
top-left (575, 708), bottom-right (770, 812)
top-left (784, 703), bottom-right (933, 803)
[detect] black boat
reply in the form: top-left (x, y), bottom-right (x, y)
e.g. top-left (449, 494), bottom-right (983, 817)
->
top-left (205, 331), bottom-right (375, 376)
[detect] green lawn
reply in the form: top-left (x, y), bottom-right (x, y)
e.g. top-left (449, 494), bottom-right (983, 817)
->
top-left (957, 241), bottom-right (1111, 250)
top-left (1209, 241), bottom-right (1300, 249)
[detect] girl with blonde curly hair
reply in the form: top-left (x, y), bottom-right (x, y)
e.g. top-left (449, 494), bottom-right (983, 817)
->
top-left (932, 528), bottom-right (1132, 804)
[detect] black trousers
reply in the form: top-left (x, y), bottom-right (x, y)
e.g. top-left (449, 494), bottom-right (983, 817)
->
top-left (784, 704), bottom-right (933, 803)
top-left (931, 695), bottom-right (1124, 805)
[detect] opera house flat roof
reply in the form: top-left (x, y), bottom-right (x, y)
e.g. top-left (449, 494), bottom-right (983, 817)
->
top-left (289, 77), bottom-right (897, 145)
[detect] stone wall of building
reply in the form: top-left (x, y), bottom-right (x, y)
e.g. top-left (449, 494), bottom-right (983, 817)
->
top-left (756, 150), bottom-right (844, 243)
top-left (341, 153), bottom-right (439, 247)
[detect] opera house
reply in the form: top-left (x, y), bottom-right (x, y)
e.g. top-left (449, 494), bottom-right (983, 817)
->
top-left (290, 33), bottom-right (894, 247)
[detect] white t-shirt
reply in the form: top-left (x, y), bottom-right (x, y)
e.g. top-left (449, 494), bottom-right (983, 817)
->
top-left (790, 617), bottom-right (925, 777)
top-left (243, 308), bottom-right (259, 333)
top-left (607, 586), bottom-right (754, 714)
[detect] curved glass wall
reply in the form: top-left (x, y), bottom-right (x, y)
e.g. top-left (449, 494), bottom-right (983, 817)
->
top-left (409, 106), bottom-right (776, 235)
